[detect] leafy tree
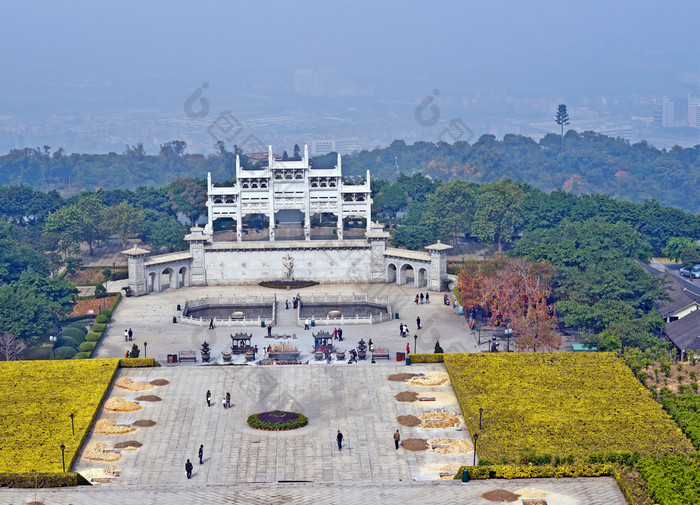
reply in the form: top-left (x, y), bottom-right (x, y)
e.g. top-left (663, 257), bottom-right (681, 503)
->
top-left (43, 194), bottom-right (106, 255)
top-left (17, 269), bottom-right (77, 318)
top-left (662, 237), bottom-right (697, 262)
top-left (555, 104), bottom-right (570, 153)
top-left (101, 201), bottom-right (145, 247)
top-left (422, 180), bottom-right (476, 245)
top-left (95, 283), bottom-right (107, 298)
top-left (472, 179), bottom-right (524, 251)
top-left (165, 177), bottom-right (207, 226)
top-left (680, 246), bottom-right (700, 270)
top-left (293, 144), bottom-right (301, 159)
top-left (373, 183), bottom-right (407, 224)
top-left (0, 284), bottom-right (56, 343)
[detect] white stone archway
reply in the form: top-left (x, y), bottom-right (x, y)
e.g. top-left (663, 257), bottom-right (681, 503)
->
top-left (148, 272), bottom-right (157, 293)
top-left (178, 266), bottom-right (189, 288)
top-left (161, 268), bottom-right (174, 290)
top-left (417, 267), bottom-right (428, 288)
top-left (387, 263), bottom-right (397, 284)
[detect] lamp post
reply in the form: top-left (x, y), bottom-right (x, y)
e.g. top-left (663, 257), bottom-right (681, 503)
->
top-left (479, 407), bottom-right (483, 429)
top-left (69, 413), bottom-right (74, 435)
top-left (472, 433), bottom-right (478, 466)
top-left (60, 444), bottom-right (66, 472)
top-left (144, 341), bottom-right (148, 358)
top-left (49, 336), bottom-right (56, 359)
top-left (414, 334), bottom-right (417, 354)
top-left (505, 329), bottom-right (513, 352)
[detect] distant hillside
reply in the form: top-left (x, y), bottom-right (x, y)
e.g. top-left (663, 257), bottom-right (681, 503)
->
top-left (1, 131), bottom-right (698, 213)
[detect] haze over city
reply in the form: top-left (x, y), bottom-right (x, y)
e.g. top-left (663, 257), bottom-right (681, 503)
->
top-left (2, 0), bottom-right (700, 154)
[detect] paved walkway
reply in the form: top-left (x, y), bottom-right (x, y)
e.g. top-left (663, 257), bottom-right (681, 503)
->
top-left (0, 477), bottom-right (627, 504)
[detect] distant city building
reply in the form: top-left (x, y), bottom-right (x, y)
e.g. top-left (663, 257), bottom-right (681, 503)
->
top-left (688, 95), bottom-right (700, 129)
top-left (653, 96), bottom-right (674, 128)
top-left (294, 69), bottom-right (337, 97)
top-left (311, 138), bottom-right (359, 156)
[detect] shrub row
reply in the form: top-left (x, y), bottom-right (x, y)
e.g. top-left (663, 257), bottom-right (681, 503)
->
top-left (247, 412), bottom-right (308, 431)
top-left (454, 463), bottom-right (614, 480)
top-left (0, 472), bottom-right (90, 488)
top-left (118, 358), bottom-right (158, 367)
top-left (258, 280), bottom-right (319, 289)
top-left (408, 353), bottom-right (444, 363)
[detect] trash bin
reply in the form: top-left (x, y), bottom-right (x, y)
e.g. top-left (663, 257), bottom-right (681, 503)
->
top-left (395, 312), bottom-right (399, 319)
top-left (311, 320), bottom-right (315, 327)
top-left (461, 469), bottom-right (470, 483)
top-left (396, 352), bottom-right (405, 362)
top-left (261, 321), bottom-right (266, 328)
top-left (172, 316), bottom-right (177, 324)
top-left (405, 356), bottom-right (411, 366)
top-left (177, 304), bottom-right (181, 311)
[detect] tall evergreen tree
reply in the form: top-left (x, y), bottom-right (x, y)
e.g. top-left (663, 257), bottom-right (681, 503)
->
top-left (555, 104), bottom-right (570, 153)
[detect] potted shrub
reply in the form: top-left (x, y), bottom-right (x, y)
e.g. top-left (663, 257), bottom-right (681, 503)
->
top-left (357, 339), bottom-right (367, 360)
top-left (201, 341), bottom-right (211, 363)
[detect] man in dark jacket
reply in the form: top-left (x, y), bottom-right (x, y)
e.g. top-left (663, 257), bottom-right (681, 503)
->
top-left (185, 459), bottom-right (193, 478)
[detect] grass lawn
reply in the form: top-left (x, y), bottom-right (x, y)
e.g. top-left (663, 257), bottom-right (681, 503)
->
top-left (0, 359), bottom-right (119, 473)
top-left (444, 353), bottom-right (693, 464)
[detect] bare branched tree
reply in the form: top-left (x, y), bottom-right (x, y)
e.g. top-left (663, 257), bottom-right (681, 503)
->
top-left (0, 332), bottom-right (26, 361)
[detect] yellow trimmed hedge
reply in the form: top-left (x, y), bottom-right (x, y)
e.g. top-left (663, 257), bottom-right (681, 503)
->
top-left (455, 463), bottom-right (614, 480)
top-left (444, 353), bottom-right (693, 463)
top-left (0, 359), bottom-right (119, 473)
top-left (408, 353), bottom-right (444, 363)
top-left (118, 358), bottom-right (157, 367)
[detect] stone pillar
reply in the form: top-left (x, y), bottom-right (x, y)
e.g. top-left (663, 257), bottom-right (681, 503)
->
top-left (235, 155), bottom-right (243, 241)
top-left (185, 227), bottom-right (211, 286)
top-left (205, 172), bottom-right (214, 236)
top-left (304, 165), bottom-right (311, 240)
top-left (366, 223), bottom-right (391, 283)
top-left (122, 246), bottom-right (150, 296)
top-left (365, 169), bottom-right (372, 232)
top-left (425, 241), bottom-right (452, 291)
top-left (268, 146), bottom-right (276, 241)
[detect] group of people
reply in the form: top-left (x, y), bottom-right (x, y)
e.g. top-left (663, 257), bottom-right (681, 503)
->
top-left (123, 328), bottom-right (133, 341)
top-left (206, 389), bottom-right (231, 409)
top-left (332, 327), bottom-right (344, 340)
top-left (399, 323), bottom-right (410, 338)
top-left (185, 444), bottom-right (206, 478)
top-left (290, 294), bottom-right (302, 310)
top-left (414, 292), bottom-right (429, 304)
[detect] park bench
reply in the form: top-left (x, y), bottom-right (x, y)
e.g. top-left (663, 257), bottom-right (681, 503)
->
top-left (179, 350), bottom-right (196, 362)
top-left (371, 347), bottom-right (390, 360)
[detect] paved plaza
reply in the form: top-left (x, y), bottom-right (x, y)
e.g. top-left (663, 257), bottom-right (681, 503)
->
top-left (94, 283), bottom-right (481, 362)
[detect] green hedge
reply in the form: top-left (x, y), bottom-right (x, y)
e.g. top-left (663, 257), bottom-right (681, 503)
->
top-left (0, 472), bottom-right (90, 488)
top-left (54, 346), bottom-right (77, 359)
top-left (118, 358), bottom-right (158, 367)
top-left (72, 352), bottom-right (91, 359)
top-left (56, 336), bottom-right (78, 349)
top-left (95, 314), bottom-right (109, 324)
top-left (66, 322), bottom-right (88, 335)
top-left (85, 332), bottom-right (101, 342)
top-left (107, 292), bottom-right (122, 313)
top-left (454, 463), bottom-right (614, 480)
top-left (91, 323), bottom-right (106, 333)
top-left (99, 309), bottom-right (112, 318)
top-left (58, 328), bottom-right (86, 341)
top-left (79, 341), bottom-right (96, 352)
top-left (408, 353), bottom-right (445, 363)
top-left (247, 412), bottom-right (309, 431)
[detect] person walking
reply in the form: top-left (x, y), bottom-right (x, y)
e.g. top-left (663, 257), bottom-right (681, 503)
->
top-left (416, 316), bottom-right (421, 329)
top-left (420, 293), bottom-right (424, 304)
top-left (338, 328), bottom-right (343, 341)
top-left (199, 445), bottom-right (204, 464)
top-left (333, 328), bottom-right (338, 340)
top-left (285, 299), bottom-right (289, 310)
top-left (128, 328), bottom-right (133, 341)
top-left (124, 329), bottom-right (128, 342)
top-left (226, 392), bottom-right (231, 408)
top-left (425, 293), bottom-right (430, 304)
top-left (222, 396), bottom-right (226, 409)
top-left (406, 342), bottom-right (410, 354)
top-left (206, 390), bottom-right (211, 407)
top-left (394, 430), bottom-right (401, 449)
top-left (267, 323), bottom-right (272, 337)
top-left (336, 430), bottom-right (344, 451)
top-left (208, 318), bottom-right (214, 330)
top-left (415, 294), bottom-right (419, 305)
top-left (304, 318), bottom-right (310, 330)
top-left (185, 459), bottom-right (193, 479)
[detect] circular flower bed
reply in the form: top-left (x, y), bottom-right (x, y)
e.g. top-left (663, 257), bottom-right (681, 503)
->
top-left (247, 410), bottom-right (308, 431)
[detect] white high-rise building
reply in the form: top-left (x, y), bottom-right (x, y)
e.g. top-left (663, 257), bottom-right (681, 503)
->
top-left (688, 95), bottom-right (700, 129)
top-left (653, 96), bottom-right (675, 128)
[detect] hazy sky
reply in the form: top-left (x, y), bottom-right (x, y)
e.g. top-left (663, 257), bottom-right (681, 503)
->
top-left (1, 1), bottom-right (699, 127)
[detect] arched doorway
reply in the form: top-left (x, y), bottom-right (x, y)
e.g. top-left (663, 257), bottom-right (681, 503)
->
top-left (178, 266), bottom-right (188, 288)
top-left (417, 268), bottom-right (428, 288)
top-left (400, 263), bottom-right (415, 286)
top-left (161, 268), bottom-right (174, 290)
top-left (148, 272), bottom-right (157, 293)
top-left (387, 263), bottom-right (397, 283)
